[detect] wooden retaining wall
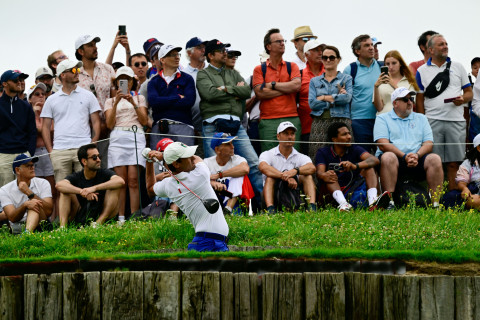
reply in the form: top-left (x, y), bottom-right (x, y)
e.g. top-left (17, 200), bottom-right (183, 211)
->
top-left (0, 271), bottom-right (479, 319)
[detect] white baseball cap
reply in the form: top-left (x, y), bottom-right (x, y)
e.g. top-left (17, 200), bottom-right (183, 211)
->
top-left (56, 60), bottom-right (83, 75)
top-left (163, 142), bottom-right (197, 164)
top-left (473, 134), bottom-right (480, 148)
top-left (391, 87), bottom-right (416, 102)
top-left (158, 44), bottom-right (182, 59)
top-left (115, 66), bottom-right (135, 79)
top-left (303, 39), bottom-right (323, 54)
top-left (75, 35), bottom-right (101, 50)
top-left (277, 121), bottom-right (297, 134)
top-left (35, 67), bottom-right (54, 79)
top-left (27, 82), bottom-right (47, 99)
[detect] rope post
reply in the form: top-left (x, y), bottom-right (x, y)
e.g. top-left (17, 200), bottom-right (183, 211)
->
top-left (132, 125), bottom-right (143, 214)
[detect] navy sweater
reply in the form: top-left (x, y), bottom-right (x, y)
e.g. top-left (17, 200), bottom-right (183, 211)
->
top-left (0, 93), bottom-right (36, 156)
top-left (147, 71), bottom-right (196, 125)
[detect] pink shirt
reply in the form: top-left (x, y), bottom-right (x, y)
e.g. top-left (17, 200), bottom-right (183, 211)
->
top-left (104, 95), bottom-right (146, 128)
top-left (78, 62), bottom-right (115, 115)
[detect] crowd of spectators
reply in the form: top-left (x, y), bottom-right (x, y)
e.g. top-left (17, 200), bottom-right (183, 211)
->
top-left (0, 26), bottom-right (479, 251)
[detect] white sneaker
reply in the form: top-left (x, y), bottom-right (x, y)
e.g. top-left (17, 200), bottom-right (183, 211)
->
top-left (338, 202), bottom-right (353, 212)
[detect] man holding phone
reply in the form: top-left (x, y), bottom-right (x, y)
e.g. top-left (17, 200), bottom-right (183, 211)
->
top-left (316, 122), bottom-right (384, 212)
top-left (105, 26), bottom-right (131, 68)
top-left (415, 34), bottom-right (473, 190)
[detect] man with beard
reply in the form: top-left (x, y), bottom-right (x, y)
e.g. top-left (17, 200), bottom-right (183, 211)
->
top-left (0, 70), bottom-right (36, 186)
top-left (374, 87), bottom-right (443, 209)
top-left (56, 144), bottom-right (124, 227)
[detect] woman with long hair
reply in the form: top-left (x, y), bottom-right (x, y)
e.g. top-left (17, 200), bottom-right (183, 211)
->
top-left (373, 50), bottom-right (419, 114)
top-left (455, 134), bottom-right (480, 209)
top-left (104, 66), bottom-right (148, 222)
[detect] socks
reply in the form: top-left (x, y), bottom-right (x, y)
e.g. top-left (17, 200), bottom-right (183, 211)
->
top-left (333, 190), bottom-right (348, 206)
top-left (367, 188), bottom-right (377, 205)
top-left (118, 216), bottom-right (125, 222)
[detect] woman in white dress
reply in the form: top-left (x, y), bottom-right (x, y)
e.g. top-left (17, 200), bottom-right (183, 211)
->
top-left (104, 67), bottom-right (148, 220)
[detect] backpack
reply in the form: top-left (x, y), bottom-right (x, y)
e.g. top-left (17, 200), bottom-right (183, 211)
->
top-left (275, 175), bottom-right (301, 211)
top-left (393, 180), bottom-right (431, 208)
top-left (260, 61), bottom-right (292, 89)
top-left (423, 61), bottom-right (452, 99)
top-left (343, 176), bottom-right (367, 208)
top-left (349, 60), bottom-right (383, 86)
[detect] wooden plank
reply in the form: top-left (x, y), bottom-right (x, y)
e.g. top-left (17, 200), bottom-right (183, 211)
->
top-left (63, 272), bottom-right (101, 320)
top-left (143, 271), bottom-right (181, 320)
top-left (345, 272), bottom-right (383, 320)
top-left (234, 273), bottom-right (258, 320)
top-left (0, 276), bottom-right (23, 320)
top-left (475, 277), bottom-right (480, 320)
top-left (420, 275), bottom-right (454, 320)
top-left (304, 272), bottom-right (345, 320)
top-left (262, 273), bottom-right (303, 320)
top-left (102, 271), bottom-right (143, 320)
top-left (24, 273), bottom-right (62, 320)
top-left (220, 272), bottom-right (234, 320)
top-left (455, 276), bottom-right (480, 320)
top-left (383, 275), bottom-right (420, 320)
top-left (182, 271), bottom-right (220, 320)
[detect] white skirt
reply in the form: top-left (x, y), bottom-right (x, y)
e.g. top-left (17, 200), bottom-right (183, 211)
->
top-left (108, 128), bottom-right (146, 168)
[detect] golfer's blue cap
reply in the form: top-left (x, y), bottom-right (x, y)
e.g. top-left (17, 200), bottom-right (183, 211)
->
top-left (211, 132), bottom-right (237, 150)
top-left (12, 153), bottom-right (38, 174)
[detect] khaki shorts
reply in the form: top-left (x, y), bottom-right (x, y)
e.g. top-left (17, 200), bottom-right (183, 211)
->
top-left (428, 119), bottom-right (465, 163)
top-left (0, 152), bottom-right (25, 187)
top-left (50, 149), bottom-right (82, 182)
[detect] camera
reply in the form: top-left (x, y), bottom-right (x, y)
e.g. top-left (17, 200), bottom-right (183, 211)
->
top-left (328, 163), bottom-right (343, 172)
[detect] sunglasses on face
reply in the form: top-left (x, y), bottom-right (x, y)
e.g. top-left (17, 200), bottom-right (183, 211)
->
top-left (300, 37), bottom-right (314, 42)
top-left (134, 61), bottom-right (147, 68)
top-left (56, 55), bottom-right (68, 62)
top-left (88, 154), bottom-right (101, 161)
top-left (227, 54), bottom-right (238, 59)
top-left (66, 67), bottom-right (81, 74)
top-left (322, 55), bottom-right (337, 61)
top-left (396, 97), bottom-right (415, 103)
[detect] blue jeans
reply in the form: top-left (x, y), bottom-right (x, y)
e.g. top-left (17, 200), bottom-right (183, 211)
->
top-left (202, 123), bottom-right (264, 199)
top-left (187, 236), bottom-right (229, 252)
top-left (351, 119), bottom-right (376, 153)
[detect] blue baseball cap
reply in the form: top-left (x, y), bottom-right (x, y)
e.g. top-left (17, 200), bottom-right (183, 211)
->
top-left (210, 132), bottom-right (237, 150)
top-left (1, 70), bottom-right (29, 83)
top-left (12, 153), bottom-right (38, 174)
top-left (185, 37), bottom-right (205, 49)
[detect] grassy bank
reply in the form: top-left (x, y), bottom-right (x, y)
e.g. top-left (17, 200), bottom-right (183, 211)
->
top-left (1, 206), bottom-right (480, 263)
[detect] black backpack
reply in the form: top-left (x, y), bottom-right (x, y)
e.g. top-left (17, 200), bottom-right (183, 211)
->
top-left (275, 176), bottom-right (301, 211)
top-left (349, 60), bottom-right (383, 86)
top-left (393, 180), bottom-right (431, 208)
top-left (260, 61), bottom-right (292, 89)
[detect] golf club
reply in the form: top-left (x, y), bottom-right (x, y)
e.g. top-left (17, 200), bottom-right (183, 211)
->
top-left (142, 148), bottom-right (220, 214)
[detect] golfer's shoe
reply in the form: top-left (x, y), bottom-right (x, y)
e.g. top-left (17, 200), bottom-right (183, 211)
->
top-left (338, 202), bottom-right (353, 212)
top-left (369, 191), bottom-right (391, 211)
top-left (386, 201), bottom-right (396, 210)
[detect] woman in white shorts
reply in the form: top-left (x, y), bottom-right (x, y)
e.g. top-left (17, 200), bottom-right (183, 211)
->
top-left (105, 67), bottom-right (148, 220)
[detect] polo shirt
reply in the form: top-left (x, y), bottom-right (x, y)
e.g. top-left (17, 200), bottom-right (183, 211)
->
top-left (259, 145), bottom-right (312, 183)
top-left (40, 86), bottom-right (101, 150)
top-left (252, 59), bottom-right (301, 119)
top-left (204, 155), bottom-right (247, 178)
top-left (343, 60), bottom-right (381, 120)
top-left (315, 145), bottom-right (367, 187)
top-left (0, 177), bottom-right (52, 222)
top-left (416, 58), bottom-right (471, 121)
top-left (373, 110), bottom-right (433, 157)
top-left (409, 59), bottom-right (425, 76)
top-left (153, 162), bottom-right (229, 236)
top-left (299, 62), bottom-right (324, 134)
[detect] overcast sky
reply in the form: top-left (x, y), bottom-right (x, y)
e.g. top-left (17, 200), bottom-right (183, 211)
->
top-left (2, 0), bottom-right (479, 88)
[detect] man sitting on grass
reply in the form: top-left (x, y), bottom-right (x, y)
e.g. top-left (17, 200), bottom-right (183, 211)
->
top-left (374, 87), bottom-right (443, 208)
top-left (259, 121), bottom-right (316, 213)
top-left (146, 142), bottom-right (229, 252)
top-left (56, 144), bottom-right (125, 227)
top-left (315, 122), bottom-right (387, 212)
top-left (0, 154), bottom-right (53, 234)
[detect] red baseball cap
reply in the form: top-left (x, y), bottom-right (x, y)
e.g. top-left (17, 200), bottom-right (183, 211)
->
top-left (156, 138), bottom-right (174, 152)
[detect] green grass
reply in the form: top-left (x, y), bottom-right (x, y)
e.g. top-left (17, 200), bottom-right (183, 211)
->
top-left (1, 205), bottom-right (480, 263)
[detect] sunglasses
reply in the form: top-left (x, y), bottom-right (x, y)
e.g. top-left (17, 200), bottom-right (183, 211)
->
top-left (396, 97), bottom-right (415, 103)
top-left (67, 67), bottom-right (81, 74)
top-left (56, 55), bottom-right (68, 62)
top-left (227, 54), bottom-right (238, 59)
top-left (271, 40), bottom-right (287, 45)
top-left (134, 61), bottom-right (147, 68)
top-left (90, 84), bottom-right (97, 97)
top-left (322, 55), bottom-right (337, 61)
top-left (300, 37), bottom-right (314, 42)
top-left (88, 154), bottom-right (101, 161)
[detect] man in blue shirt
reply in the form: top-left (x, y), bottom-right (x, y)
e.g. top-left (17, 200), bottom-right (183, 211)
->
top-left (343, 35), bottom-right (381, 153)
top-left (374, 87), bottom-right (443, 208)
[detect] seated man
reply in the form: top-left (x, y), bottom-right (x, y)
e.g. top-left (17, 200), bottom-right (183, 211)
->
top-left (56, 144), bottom-right (125, 227)
top-left (259, 122), bottom-right (316, 213)
top-left (316, 122), bottom-right (386, 212)
top-left (146, 142), bottom-right (229, 252)
top-left (0, 154), bottom-right (53, 234)
top-left (204, 132), bottom-right (252, 215)
top-left (374, 87), bottom-right (443, 208)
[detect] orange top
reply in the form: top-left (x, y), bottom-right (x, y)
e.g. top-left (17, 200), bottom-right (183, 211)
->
top-left (252, 59), bottom-right (301, 119)
top-left (298, 62), bottom-right (324, 134)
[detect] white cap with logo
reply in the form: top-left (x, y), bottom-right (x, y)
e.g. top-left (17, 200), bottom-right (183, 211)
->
top-left (75, 35), bottom-right (101, 50)
top-left (158, 44), bottom-right (182, 59)
top-left (391, 87), bottom-right (417, 102)
top-left (56, 60), bottom-right (83, 75)
top-left (35, 67), bottom-right (54, 79)
top-left (277, 121), bottom-right (297, 134)
top-left (163, 142), bottom-right (198, 164)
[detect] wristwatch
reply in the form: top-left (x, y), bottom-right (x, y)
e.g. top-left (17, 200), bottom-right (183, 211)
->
top-left (294, 167), bottom-right (300, 175)
top-left (271, 81), bottom-right (277, 90)
top-left (27, 193), bottom-right (35, 199)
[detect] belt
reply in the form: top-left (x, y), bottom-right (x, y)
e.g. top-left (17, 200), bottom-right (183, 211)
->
top-left (195, 232), bottom-right (228, 242)
top-left (113, 126), bottom-right (144, 133)
top-left (158, 120), bottom-right (184, 125)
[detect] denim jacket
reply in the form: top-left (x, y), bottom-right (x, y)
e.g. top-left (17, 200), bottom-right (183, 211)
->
top-left (308, 72), bottom-right (353, 118)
